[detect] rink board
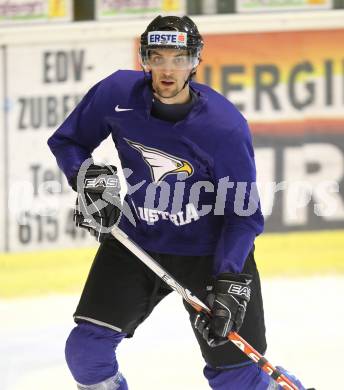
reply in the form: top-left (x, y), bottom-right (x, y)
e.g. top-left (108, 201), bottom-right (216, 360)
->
top-left (1, 229), bottom-right (344, 298)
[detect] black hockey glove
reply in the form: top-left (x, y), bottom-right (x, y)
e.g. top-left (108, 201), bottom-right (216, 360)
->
top-left (73, 164), bottom-right (121, 242)
top-left (194, 272), bottom-right (252, 347)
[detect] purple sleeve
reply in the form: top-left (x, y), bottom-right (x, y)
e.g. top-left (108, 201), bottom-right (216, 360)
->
top-left (47, 81), bottom-right (112, 186)
top-left (213, 121), bottom-right (264, 275)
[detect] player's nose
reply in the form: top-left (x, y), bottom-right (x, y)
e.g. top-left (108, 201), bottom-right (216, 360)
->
top-left (160, 61), bottom-right (175, 74)
top-left (161, 67), bottom-right (174, 75)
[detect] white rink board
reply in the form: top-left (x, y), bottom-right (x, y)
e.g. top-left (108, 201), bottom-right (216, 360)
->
top-left (1, 276), bottom-right (343, 390)
top-left (6, 40), bottom-right (132, 251)
top-left (0, 46), bottom-right (5, 251)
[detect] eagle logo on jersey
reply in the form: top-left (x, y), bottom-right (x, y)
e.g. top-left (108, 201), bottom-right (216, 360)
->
top-left (125, 139), bottom-right (194, 184)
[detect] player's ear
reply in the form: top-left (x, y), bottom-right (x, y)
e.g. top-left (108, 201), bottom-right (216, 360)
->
top-left (138, 51), bottom-right (150, 72)
top-left (194, 57), bottom-right (200, 67)
top-left (190, 56), bottom-right (202, 78)
top-left (144, 64), bottom-right (152, 72)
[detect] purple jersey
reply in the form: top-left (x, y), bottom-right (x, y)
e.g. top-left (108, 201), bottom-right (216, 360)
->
top-left (48, 70), bottom-right (264, 274)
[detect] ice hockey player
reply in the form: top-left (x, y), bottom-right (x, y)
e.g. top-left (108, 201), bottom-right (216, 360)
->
top-left (48, 14), bottom-right (308, 390)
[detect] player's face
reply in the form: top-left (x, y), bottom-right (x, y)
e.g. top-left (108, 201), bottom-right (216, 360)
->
top-left (146, 49), bottom-right (196, 104)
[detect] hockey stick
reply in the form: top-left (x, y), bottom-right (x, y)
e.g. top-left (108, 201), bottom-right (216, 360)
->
top-left (111, 226), bottom-right (300, 390)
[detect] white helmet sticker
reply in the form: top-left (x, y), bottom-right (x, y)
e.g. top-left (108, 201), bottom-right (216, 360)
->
top-left (148, 31), bottom-right (187, 47)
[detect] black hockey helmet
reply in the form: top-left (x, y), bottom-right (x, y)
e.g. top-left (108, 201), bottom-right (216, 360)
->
top-left (140, 15), bottom-right (204, 66)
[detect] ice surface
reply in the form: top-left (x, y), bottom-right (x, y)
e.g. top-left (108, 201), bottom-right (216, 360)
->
top-left (1, 276), bottom-right (343, 390)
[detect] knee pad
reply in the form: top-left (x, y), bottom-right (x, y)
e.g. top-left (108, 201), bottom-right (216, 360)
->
top-left (204, 363), bottom-right (270, 390)
top-left (65, 321), bottom-right (126, 386)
